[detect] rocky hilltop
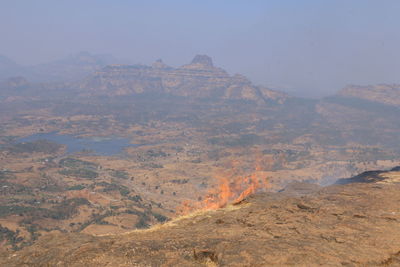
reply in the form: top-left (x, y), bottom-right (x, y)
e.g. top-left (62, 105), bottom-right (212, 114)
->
top-left (78, 55), bottom-right (286, 103)
top-left (338, 84), bottom-right (400, 107)
top-left (2, 169), bottom-right (400, 266)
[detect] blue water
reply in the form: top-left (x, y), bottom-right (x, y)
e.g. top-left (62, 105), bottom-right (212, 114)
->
top-left (17, 132), bottom-right (137, 156)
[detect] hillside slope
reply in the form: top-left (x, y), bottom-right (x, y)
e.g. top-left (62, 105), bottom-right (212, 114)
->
top-left (2, 170), bottom-right (400, 266)
top-left (338, 84), bottom-right (400, 107)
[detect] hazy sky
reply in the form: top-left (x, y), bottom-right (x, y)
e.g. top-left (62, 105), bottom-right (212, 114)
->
top-left (1, 0), bottom-right (399, 97)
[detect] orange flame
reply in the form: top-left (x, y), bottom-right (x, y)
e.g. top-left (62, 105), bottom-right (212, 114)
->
top-left (177, 163), bottom-right (269, 215)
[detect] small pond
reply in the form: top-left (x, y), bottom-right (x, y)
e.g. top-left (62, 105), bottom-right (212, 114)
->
top-left (17, 132), bottom-right (138, 156)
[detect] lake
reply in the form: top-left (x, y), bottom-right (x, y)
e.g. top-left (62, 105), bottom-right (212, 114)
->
top-left (17, 132), bottom-right (137, 156)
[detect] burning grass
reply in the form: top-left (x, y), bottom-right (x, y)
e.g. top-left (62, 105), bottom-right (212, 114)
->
top-left (177, 162), bottom-right (270, 215)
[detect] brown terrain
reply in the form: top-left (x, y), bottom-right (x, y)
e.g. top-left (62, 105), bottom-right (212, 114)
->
top-left (1, 169), bottom-right (400, 266)
top-left (0, 55), bottom-right (399, 263)
top-left (338, 84), bottom-right (400, 107)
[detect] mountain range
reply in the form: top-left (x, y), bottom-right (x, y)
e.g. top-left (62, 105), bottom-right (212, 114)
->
top-left (0, 52), bottom-right (121, 83)
top-left (77, 54), bottom-right (286, 103)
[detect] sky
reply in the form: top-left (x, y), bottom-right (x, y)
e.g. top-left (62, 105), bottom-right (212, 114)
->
top-left (1, 0), bottom-right (399, 97)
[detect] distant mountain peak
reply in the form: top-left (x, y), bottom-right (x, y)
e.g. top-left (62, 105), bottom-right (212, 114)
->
top-left (190, 55), bottom-right (213, 67)
top-left (152, 59), bottom-right (171, 69)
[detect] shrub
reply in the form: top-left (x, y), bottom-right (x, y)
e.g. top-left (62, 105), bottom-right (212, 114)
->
top-left (67, 184), bottom-right (86, 191)
top-left (109, 170), bottom-right (129, 179)
top-left (59, 158), bottom-right (97, 169)
top-left (59, 168), bottom-right (99, 179)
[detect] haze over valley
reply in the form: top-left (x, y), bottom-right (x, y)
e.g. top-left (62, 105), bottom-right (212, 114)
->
top-left (1, 1), bottom-right (400, 266)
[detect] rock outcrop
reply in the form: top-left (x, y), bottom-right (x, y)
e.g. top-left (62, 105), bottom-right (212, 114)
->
top-left (189, 54), bottom-right (214, 67)
top-left (78, 55), bottom-right (286, 103)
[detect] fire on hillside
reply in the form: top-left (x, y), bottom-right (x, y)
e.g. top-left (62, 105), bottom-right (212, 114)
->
top-left (177, 164), bottom-right (269, 214)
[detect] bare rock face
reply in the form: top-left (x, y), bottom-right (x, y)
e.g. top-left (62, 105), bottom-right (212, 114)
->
top-left (151, 59), bottom-right (171, 69)
top-left (190, 54), bottom-right (214, 67)
top-left (78, 55), bottom-right (286, 104)
top-left (79, 65), bottom-right (165, 95)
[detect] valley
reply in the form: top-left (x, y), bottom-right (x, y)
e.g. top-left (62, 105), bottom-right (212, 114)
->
top-left (0, 55), bottom-right (399, 254)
